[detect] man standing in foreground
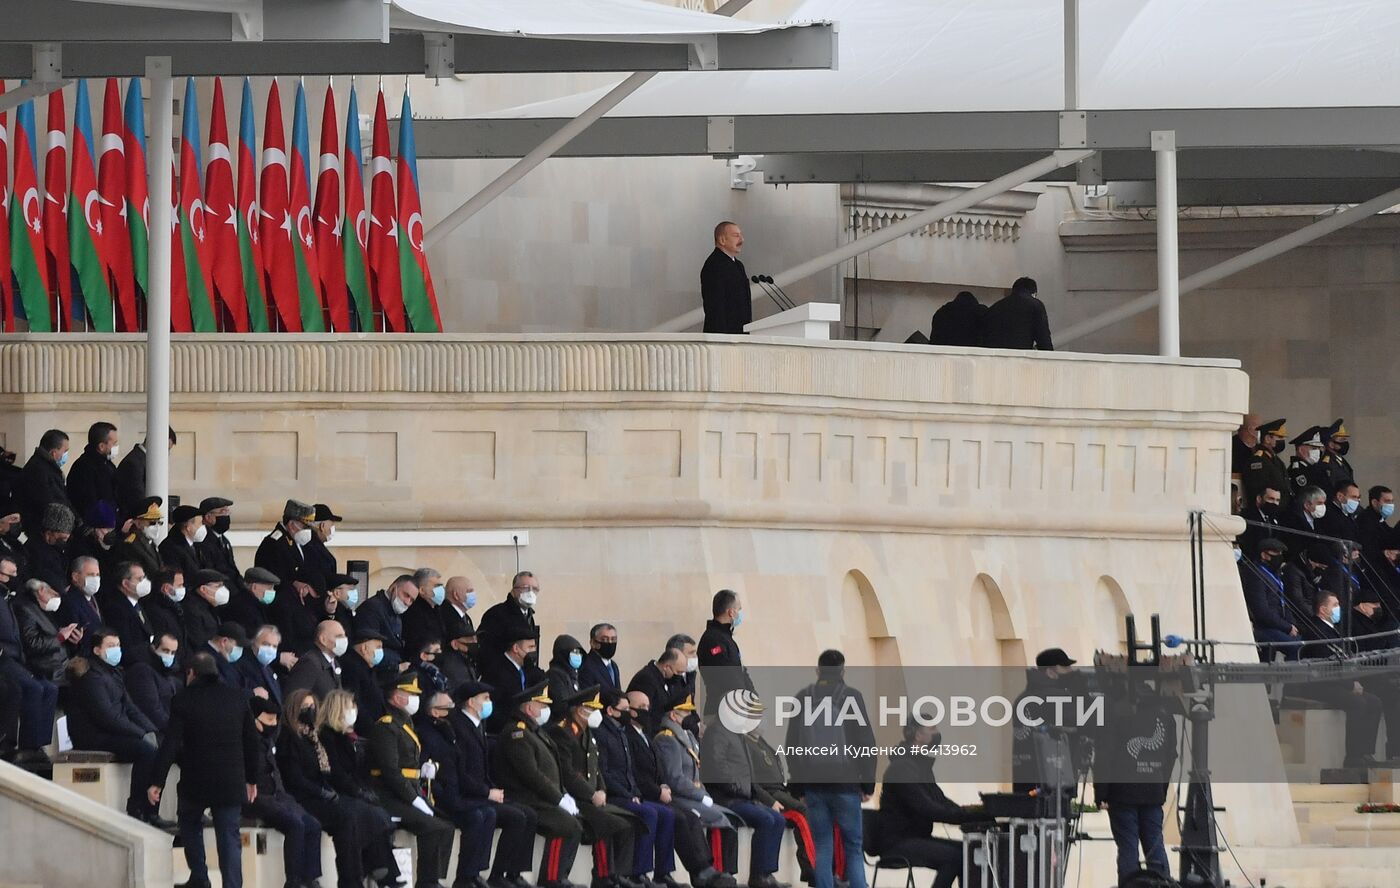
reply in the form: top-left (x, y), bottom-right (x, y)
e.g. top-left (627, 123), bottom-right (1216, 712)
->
top-left (701, 221), bottom-right (752, 334)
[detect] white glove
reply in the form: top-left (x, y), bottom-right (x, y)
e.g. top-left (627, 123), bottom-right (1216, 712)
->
top-left (559, 793), bottom-right (580, 815)
top-left (412, 796), bottom-right (434, 816)
top-left (420, 760), bottom-right (439, 781)
top-left (702, 795), bottom-right (714, 807)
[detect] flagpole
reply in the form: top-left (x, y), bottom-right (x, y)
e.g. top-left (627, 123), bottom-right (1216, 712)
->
top-left (146, 58), bottom-right (173, 536)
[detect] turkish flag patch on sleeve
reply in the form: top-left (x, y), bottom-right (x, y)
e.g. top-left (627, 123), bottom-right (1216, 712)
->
top-left (710, 645), bottom-right (723, 655)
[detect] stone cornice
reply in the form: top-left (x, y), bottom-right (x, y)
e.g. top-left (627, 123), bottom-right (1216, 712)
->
top-left (0, 334), bottom-right (1245, 421)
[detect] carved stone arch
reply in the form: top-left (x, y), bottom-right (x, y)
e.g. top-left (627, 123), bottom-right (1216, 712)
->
top-left (970, 573), bottom-right (1026, 667)
top-left (840, 568), bottom-right (903, 669)
top-left (1095, 576), bottom-right (1133, 653)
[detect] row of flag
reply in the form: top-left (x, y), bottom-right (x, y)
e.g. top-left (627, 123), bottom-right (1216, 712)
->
top-left (0, 77), bottom-right (442, 334)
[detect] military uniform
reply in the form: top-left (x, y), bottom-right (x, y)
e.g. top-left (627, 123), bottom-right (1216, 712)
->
top-left (494, 682), bottom-right (585, 887)
top-left (1286, 426), bottom-right (1331, 503)
top-left (1243, 419), bottom-right (1290, 506)
top-left (366, 677), bottom-right (456, 887)
top-left (545, 688), bottom-right (639, 885)
top-left (1320, 419), bottom-right (1356, 490)
top-left (111, 497), bottom-right (164, 580)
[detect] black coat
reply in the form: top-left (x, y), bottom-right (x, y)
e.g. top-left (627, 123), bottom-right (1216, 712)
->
top-left (437, 603), bottom-right (478, 690)
top-left (1092, 695), bottom-right (1178, 807)
top-left (67, 657), bottom-right (157, 747)
top-left (254, 523), bottom-right (310, 605)
top-left (277, 726), bottom-right (342, 805)
top-left (99, 591), bottom-right (156, 663)
top-left (58, 586), bottom-right (105, 642)
top-left (66, 445), bottom-right (117, 522)
top-left (928, 292), bottom-right (986, 347)
top-left (0, 595), bottom-right (23, 662)
top-left (626, 662), bottom-right (671, 735)
top-left (158, 535), bottom-right (207, 589)
top-left (416, 714), bottom-right (485, 817)
top-left (402, 598), bottom-right (441, 661)
top-left (1357, 506), bottom-right (1392, 561)
top-left (17, 447), bottom-right (71, 538)
top-left (476, 594), bottom-right (538, 666)
top-left (1235, 505), bottom-right (1279, 560)
top-left (595, 715), bottom-right (639, 799)
top-left (982, 291), bottom-right (1053, 350)
top-left (579, 651), bottom-right (621, 693)
top-left (624, 720), bottom-right (665, 802)
top-left (284, 650), bottom-right (343, 702)
top-left (113, 444), bottom-right (148, 519)
top-left (700, 248), bottom-right (752, 335)
top-left (300, 536), bottom-right (336, 596)
top-left (20, 535), bottom-right (67, 598)
top-left (111, 531), bottom-right (162, 583)
top-left (144, 592), bottom-right (187, 652)
top-left (237, 654), bottom-right (285, 707)
top-left (697, 619), bottom-right (751, 715)
top-left (354, 592), bottom-right (405, 673)
top-left (482, 654), bottom-right (539, 733)
top-left (197, 531), bottom-right (245, 600)
top-left (878, 749), bottom-right (973, 850)
top-left (153, 675), bottom-right (262, 808)
top-left (13, 595), bottom-right (69, 683)
top-left (341, 652), bottom-right (387, 733)
top-left (221, 588), bottom-right (270, 642)
top-left (448, 708), bottom-right (495, 800)
top-left (182, 592), bottom-right (222, 651)
top-left (1240, 562), bottom-right (1295, 635)
top-left (127, 655), bottom-right (182, 731)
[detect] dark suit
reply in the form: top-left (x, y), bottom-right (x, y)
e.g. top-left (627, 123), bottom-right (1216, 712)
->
top-left (2, 596), bottom-right (59, 749)
top-left (221, 588), bottom-right (270, 641)
top-left (626, 662), bottom-right (672, 735)
top-left (579, 651), bottom-right (621, 692)
top-left (17, 448), bottom-right (70, 538)
top-left (354, 592), bottom-right (406, 674)
top-left (157, 535), bottom-right (206, 589)
top-left (20, 535), bottom-right (66, 598)
top-left (143, 592), bottom-right (187, 652)
top-left (67, 657), bottom-right (158, 817)
top-left (247, 729), bottom-right (324, 885)
top-left (236, 654), bottom-right (284, 707)
top-left (417, 713), bottom-right (500, 883)
top-left (113, 443), bottom-right (148, 519)
top-left (598, 715), bottom-right (677, 878)
top-left (477, 594), bottom-right (538, 667)
top-left (401, 598), bottom-right (441, 661)
top-left (1236, 505), bottom-right (1279, 559)
top-left (283, 650), bottom-right (342, 702)
top-left (982, 291), bottom-right (1053, 350)
top-left (340, 652), bottom-right (386, 733)
top-left (182, 593), bottom-right (222, 651)
top-left (100, 591), bottom-right (155, 663)
top-left (197, 530), bottom-right (244, 600)
top-left (300, 535), bottom-right (336, 595)
top-left (449, 708), bottom-right (538, 879)
top-left (126, 655), bottom-right (182, 731)
top-left (700, 247), bottom-right (752, 334)
top-left (1240, 561), bottom-right (1298, 661)
top-left (483, 654), bottom-right (535, 733)
top-left (66, 445), bottom-right (117, 521)
top-left (438, 602), bottom-right (479, 691)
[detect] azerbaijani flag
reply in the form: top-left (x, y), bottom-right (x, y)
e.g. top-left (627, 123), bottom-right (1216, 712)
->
top-left (289, 80), bottom-right (324, 331)
top-left (342, 82), bottom-right (372, 331)
top-left (69, 80), bottom-right (115, 332)
top-left (205, 78), bottom-right (249, 332)
top-left (124, 78), bottom-right (149, 306)
top-left (99, 78), bottom-right (138, 332)
top-left (0, 83), bottom-right (13, 332)
top-left (368, 87), bottom-right (405, 332)
top-left (12, 92), bottom-right (50, 330)
top-left (44, 88), bottom-right (75, 329)
top-left (313, 81), bottom-right (349, 331)
top-left (236, 78), bottom-right (269, 332)
top-left (259, 79), bottom-right (302, 331)
top-left (395, 90), bottom-right (442, 333)
top-left (177, 77), bottom-right (217, 332)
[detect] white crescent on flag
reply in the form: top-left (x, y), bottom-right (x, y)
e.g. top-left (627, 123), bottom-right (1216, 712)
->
top-left (191, 198), bottom-right (207, 241)
top-left (23, 188), bottom-right (41, 233)
top-left (407, 212), bottom-right (425, 253)
top-left (246, 204), bottom-right (261, 242)
top-left (0, 126), bottom-right (9, 147)
top-left (355, 210), bottom-right (370, 249)
top-left (99, 133), bottom-right (123, 158)
top-left (83, 190), bottom-right (103, 234)
top-left (47, 130), bottom-right (67, 152)
top-left (370, 156), bottom-right (393, 178)
top-left (319, 153), bottom-right (342, 176)
top-left (261, 147), bottom-right (288, 170)
top-left (141, 197), bottom-right (150, 228)
top-left (296, 206), bottom-right (314, 248)
top-left (208, 143), bottom-right (232, 165)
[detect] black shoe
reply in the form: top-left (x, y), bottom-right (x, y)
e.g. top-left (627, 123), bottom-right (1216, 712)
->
top-left (509, 878), bottom-right (535, 888)
top-left (656, 876), bottom-right (686, 888)
top-left (748, 876), bottom-right (779, 888)
top-left (487, 879), bottom-right (513, 888)
top-left (145, 812), bottom-right (178, 830)
top-left (714, 876), bottom-right (737, 888)
top-left (175, 880), bottom-right (212, 888)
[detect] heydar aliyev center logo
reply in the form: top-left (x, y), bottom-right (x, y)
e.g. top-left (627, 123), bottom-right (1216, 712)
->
top-left (718, 689), bottom-right (765, 734)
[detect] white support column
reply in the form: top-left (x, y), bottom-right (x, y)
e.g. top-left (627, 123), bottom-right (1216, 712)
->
top-left (1153, 130), bottom-right (1179, 357)
top-left (1063, 0), bottom-right (1079, 110)
top-left (146, 57), bottom-right (173, 533)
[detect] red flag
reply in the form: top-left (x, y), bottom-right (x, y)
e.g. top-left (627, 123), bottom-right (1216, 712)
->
top-left (98, 78), bottom-right (137, 332)
top-left (313, 82), bottom-right (349, 331)
top-left (167, 158), bottom-right (192, 333)
top-left (44, 89), bottom-right (74, 329)
top-left (0, 83), bottom-right (12, 332)
top-left (205, 78), bottom-right (249, 331)
top-left (368, 88), bottom-right (405, 332)
top-left (258, 80), bottom-right (302, 331)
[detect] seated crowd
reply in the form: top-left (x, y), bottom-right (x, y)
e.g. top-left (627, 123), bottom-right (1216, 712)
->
top-left (0, 422), bottom-right (983, 888)
top-left (1233, 415), bottom-right (1400, 768)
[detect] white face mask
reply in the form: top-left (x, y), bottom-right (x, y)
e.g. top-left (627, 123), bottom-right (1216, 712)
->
top-left (293, 527), bottom-right (313, 547)
top-left (402, 695), bottom-right (420, 717)
top-left (192, 524), bottom-right (208, 543)
top-left (345, 707), bottom-right (358, 726)
top-left (586, 709), bottom-right (603, 729)
top-left (170, 585), bottom-right (187, 603)
top-left (135, 578), bottom-right (153, 598)
top-left (143, 524), bottom-right (161, 542)
top-left (213, 585), bottom-right (231, 607)
top-left (1305, 449), bottom-right (1322, 465)
top-left (391, 594), bottom-right (410, 615)
top-left (686, 656), bottom-right (698, 674)
top-left (108, 444), bottom-right (121, 461)
top-left (324, 525), bottom-right (335, 542)
top-left (83, 575), bottom-right (101, 596)
top-left (42, 595), bottom-right (62, 613)
top-left (1312, 504), bottom-right (1327, 520)
top-left (332, 636), bottom-right (349, 657)
top-left (519, 590), bottom-right (538, 607)
top-left (534, 705), bottom-right (552, 726)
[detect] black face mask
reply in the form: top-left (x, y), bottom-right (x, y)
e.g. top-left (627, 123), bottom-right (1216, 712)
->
top-left (1259, 501), bottom-right (1279, 518)
top-left (299, 707), bottom-right (317, 728)
top-left (617, 711), bottom-right (633, 725)
top-left (1272, 439), bottom-right (1286, 454)
top-left (1336, 441), bottom-right (1351, 456)
top-left (597, 641), bottom-right (617, 660)
top-left (212, 515), bottom-right (231, 535)
top-left (524, 650), bottom-right (539, 668)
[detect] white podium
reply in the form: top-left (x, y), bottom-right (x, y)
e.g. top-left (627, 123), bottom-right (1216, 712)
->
top-left (743, 302), bottom-right (841, 340)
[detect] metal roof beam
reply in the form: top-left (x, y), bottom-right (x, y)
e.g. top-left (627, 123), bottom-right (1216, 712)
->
top-left (2, 0), bottom-right (385, 42)
top-left (1106, 178), bottom-right (1400, 207)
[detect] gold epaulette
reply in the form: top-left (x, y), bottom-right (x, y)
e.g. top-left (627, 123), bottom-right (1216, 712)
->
top-left (378, 715), bottom-right (394, 723)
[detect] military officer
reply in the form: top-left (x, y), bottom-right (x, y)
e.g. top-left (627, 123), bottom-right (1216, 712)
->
top-left (1320, 419), bottom-right (1356, 490)
top-left (111, 496), bottom-right (164, 580)
top-left (1286, 427), bottom-right (1330, 503)
top-left (256, 500), bottom-right (321, 655)
top-left (653, 697), bottom-right (740, 879)
top-left (494, 681), bottom-right (586, 888)
top-left (367, 675), bottom-right (456, 888)
top-left (1244, 419), bottom-right (1289, 506)
top-left (546, 687), bottom-right (641, 888)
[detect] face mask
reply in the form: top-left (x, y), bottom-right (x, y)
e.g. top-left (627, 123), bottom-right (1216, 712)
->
top-left (345, 707), bottom-right (358, 726)
top-left (58, 452), bottom-right (68, 467)
top-left (156, 651), bottom-right (175, 669)
top-left (332, 636), bottom-right (349, 657)
top-left (103, 646), bottom-right (123, 667)
top-left (1343, 498), bottom-right (1360, 516)
top-left (687, 656), bottom-right (698, 673)
top-left (1337, 441), bottom-right (1351, 456)
top-left (43, 595), bottom-right (61, 613)
top-left (586, 709), bottom-right (603, 729)
top-left (212, 515), bottom-right (231, 535)
top-left (479, 699), bottom-right (494, 721)
top-left (519, 590), bottom-right (538, 607)
top-left (431, 584), bottom-right (446, 606)
top-left (391, 595), bottom-right (410, 615)
top-left (619, 711), bottom-right (634, 726)
top-left (1233, 548), bottom-right (1243, 563)
top-left (733, 611), bottom-right (744, 628)
top-left (260, 588), bottom-right (276, 606)
top-left (1259, 501), bottom-right (1279, 518)
top-left (170, 585), bottom-right (186, 603)
top-left (1384, 503), bottom-right (1397, 521)
top-left (83, 575), bottom-right (101, 596)
top-left (345, 589), bottom-right (359, 608)
top-left (134, 578), bottom-right (152, 598)
top-left (371, 647), bottom-right (384, 667)
top-left (192, 524), bottom-right (208, 543)
top-left (534, 705), bottom-right (551, 726)
top-left (143, 525), bottom-right (161, 542)
top-left (568, 651), bottom-right (583, 670)
top-left (108, 445), bottom-right (120, 461)
top-left (227, 645), bottom-right (244, 663)
top-left (1312, 504), bottom-right (1327, 520)
top-left (292, 527), bottom-right (313, 546)
top-left (465, 591), bottom-right (477, 609)
top-left (1305, 449), bottom-right (1322, 466)
top-left (299, 707), bottom-right (317, 728)
top-left (1330, 605), bottom-right (1342, 625)
top-left (1272, 439), bottom-right (1286, 454)
top-left (598, 641), bottom-right (617, 660)
top-left (525, 650), bottom-right (539, 668)
top-left (213, 585), bottom-right (231, 607)
top-left (403, 695), bottom-right (420, 717)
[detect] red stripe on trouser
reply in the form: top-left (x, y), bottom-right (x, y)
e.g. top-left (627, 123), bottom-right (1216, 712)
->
top-left (711, 827), bottom-right (724, 869)
top-left (547, 838), bottom-right (561, 881)
top-left (833, 825), bottom-right (846, 878)
top-left (596, 835), bottom-right (609, 877)
top-left (784, 810), bottom-right (816, 870)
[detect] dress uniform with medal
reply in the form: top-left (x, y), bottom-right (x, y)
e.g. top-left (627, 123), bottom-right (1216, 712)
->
top-left (1320, 419), bottom-right (1356, 490)
top-left (1243, 418), bottom-right (1290, 506)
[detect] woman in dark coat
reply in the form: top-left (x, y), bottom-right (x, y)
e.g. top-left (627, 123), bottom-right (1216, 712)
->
top-left (545, 633), bottom-right (585, 708)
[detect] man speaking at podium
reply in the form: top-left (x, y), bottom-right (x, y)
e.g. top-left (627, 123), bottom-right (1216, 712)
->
top-left (701, 221), bottom-right (753, 334)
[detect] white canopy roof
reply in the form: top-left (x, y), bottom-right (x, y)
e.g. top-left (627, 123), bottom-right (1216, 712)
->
top-left (488, 0), bottom-right (1400, 117)
top-left (390, 0), bottom-right (815, 40)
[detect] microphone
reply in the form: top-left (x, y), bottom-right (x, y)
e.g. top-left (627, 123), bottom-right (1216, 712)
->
top-left (760, 275), bottom-right (798, 310)
top-left (750, 275), bottom-right (791, 312)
